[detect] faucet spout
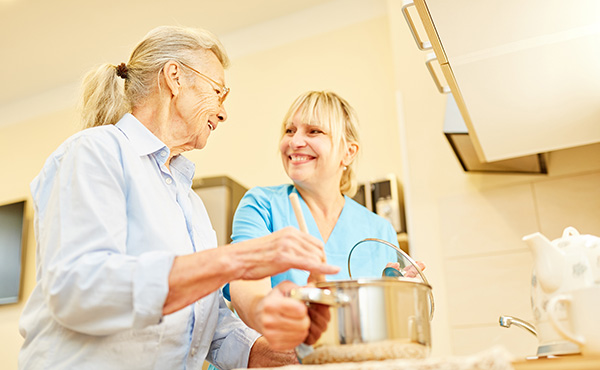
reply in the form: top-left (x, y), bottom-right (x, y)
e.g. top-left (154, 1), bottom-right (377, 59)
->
top-left (499, 315), bottom-right (537, 337)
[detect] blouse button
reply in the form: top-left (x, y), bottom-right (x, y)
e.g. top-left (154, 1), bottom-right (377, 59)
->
top-left (165, 177), bottom-right (173, 185)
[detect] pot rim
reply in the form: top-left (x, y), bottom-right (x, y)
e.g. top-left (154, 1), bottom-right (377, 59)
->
top-left (315, 278), bottom-right (432, 290)
top-left (315, 278), bottom-right (435, 320)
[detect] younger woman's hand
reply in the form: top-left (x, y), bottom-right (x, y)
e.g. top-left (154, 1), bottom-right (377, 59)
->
top-left (385, 261), bottom-right (426, 278)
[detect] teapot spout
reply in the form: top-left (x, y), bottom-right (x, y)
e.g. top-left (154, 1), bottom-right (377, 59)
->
top-left (523, 232), bottom-right (563, 293)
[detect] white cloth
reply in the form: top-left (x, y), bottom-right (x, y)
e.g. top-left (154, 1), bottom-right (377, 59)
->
top-left (238, 346), bottom-right (515, 370)
top-left (18, 113), bottom-right (259, 370)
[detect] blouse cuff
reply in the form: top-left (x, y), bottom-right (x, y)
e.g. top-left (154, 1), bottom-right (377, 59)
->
top-left (132, 251), bottom-right (176, 328)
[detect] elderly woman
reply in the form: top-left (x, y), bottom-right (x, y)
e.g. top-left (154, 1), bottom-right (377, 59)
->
top-left (18, 26), bottom-right (338, 370)
top-left (224, 91), bottom-right (425, 364)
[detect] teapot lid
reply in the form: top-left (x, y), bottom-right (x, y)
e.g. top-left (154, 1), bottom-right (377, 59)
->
top-left (562, 227), bottom-right (580, 238)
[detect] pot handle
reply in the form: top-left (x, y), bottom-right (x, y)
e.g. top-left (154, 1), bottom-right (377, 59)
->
top-left (288, 287), bottom-right (350, 364)
top-left (348, 238), bottom-right (435, 321)
top-left (294, 343), bottom-right (314, 364)
top-left (289, 287), bottom-right (351, 306)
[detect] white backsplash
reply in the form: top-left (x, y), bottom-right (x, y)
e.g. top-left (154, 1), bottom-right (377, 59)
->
top-left (437, 171), bottom-right (600, 358)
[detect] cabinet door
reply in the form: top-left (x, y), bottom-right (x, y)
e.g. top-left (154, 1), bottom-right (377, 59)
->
top-left (415, 0), bottom-right (600, 162)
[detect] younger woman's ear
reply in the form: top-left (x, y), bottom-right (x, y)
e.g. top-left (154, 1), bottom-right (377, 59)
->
top-left (162, 61), bottom-right (182, 97)
top-left (343, 141), bottom-right (359, 166)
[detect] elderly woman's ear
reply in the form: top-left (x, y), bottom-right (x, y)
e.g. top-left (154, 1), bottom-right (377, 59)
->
top-left (162, 61), bottom-right (182, 97)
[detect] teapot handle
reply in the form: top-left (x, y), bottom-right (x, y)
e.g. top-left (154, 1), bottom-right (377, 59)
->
top-left (547, 294), bottom-right (585, 346)
top-left (562, 227), bottom-right (580, 238)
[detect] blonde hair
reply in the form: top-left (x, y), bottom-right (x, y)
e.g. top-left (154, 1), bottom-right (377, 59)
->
top-left (80, 25), bottom-right (229, 128)
top-left (281, 91), bottom-right (361, 196)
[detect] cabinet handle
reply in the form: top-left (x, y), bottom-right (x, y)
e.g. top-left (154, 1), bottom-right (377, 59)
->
top-left (401, 0), bottom-right (432, 51)
top-left (425, 53), bottom-right (451, 94)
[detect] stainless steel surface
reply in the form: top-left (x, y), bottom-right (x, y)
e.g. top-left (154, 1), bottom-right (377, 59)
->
top-left (294, 343), bottom-right (314, 363)
top-left (443, 94), bottom-right (548, 174)
top-left (293, 278), bottom-right (433, 363)
top-left (291, 238), bottom-right (435, 364)
top-left (535, 341), bottom-right (581, 357)
top-left (499, 315), bottom-right (538, 337)
top-left (316, 279), bottom-right (432, 346)
top-left (289, 287), bottom-right (350, 307)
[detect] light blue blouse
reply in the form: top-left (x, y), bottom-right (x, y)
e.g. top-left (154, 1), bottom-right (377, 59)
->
top-left (223, 184), bottom-right (399, 300)
top-left (18, 114), bottom-right (259, 370)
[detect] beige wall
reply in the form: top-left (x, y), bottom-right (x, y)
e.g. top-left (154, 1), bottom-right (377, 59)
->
top-left (2, 6), bottom-right (600, 369)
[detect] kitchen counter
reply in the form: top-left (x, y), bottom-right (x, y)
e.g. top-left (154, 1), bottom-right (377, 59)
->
top-left (243, 346), bottom-right (514, 370)
top-left (242, 350), bottom-right (600, 370)
top-left (513, 354), bottom-right (600, 370)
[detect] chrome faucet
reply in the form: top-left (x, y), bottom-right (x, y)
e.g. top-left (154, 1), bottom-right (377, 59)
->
top-left (499, 315), bottom-right (538, 337)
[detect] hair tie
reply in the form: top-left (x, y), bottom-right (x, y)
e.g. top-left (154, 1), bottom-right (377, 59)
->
top-left (115, 63), bottom-right (129, 79)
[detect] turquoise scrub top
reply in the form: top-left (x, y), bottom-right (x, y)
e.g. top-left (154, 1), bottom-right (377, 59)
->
top-left (223, 184), bottom-right (400, 300)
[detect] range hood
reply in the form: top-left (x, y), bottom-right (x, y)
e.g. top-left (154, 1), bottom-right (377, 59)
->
top-left (443, 94), bottom-right (547, 174)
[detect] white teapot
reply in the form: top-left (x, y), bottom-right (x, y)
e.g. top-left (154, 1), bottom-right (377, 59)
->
top-left (526, 227), bottom-right (600, 356)
top-left (500, 227), bottom-right (600, 357)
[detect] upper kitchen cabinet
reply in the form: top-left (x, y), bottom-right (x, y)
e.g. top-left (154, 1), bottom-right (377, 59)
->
top-left (408, 0), bottom-right (600, 162)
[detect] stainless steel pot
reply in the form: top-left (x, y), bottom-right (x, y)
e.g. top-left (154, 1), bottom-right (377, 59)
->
top-left (291, 238), bottom-right (434, 364)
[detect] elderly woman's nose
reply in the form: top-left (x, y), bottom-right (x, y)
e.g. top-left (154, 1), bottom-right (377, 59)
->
top-left (217, 105), bottom-right (228, 122)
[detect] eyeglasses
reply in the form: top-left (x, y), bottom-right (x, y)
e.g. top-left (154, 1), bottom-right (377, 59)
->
top-left (179, 61), bottom-right (230, 104)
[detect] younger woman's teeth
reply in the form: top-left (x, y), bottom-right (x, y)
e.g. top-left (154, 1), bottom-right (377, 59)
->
top-left (290, 155), bottom-right (311, 162)
top-left (208, 123), bottom-right (214, 131)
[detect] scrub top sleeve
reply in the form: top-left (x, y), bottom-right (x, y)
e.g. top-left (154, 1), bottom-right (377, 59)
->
top-left (231, 187), bottom-right (274, 243)
top-left (223, 187), bottom-right (274, 301)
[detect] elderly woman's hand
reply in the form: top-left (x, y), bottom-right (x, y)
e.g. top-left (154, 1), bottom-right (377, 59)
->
top-left (235, 227), bottom-right (340, 281)
top-left (258, 281), bottom-right (331, 351)
top-left (164, 227), bottom-right (339, 316)
top-left (258, 281), bottom-right (310, 351)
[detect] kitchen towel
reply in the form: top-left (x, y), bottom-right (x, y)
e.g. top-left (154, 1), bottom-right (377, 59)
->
top-left (241, 346), bottom-right (514, 370)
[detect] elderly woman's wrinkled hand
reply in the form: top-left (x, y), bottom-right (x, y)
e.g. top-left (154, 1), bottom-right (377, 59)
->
top-left (237, 227), bottom-right (340, 281)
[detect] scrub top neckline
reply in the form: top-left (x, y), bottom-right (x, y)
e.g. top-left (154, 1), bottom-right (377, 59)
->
top-left (294, 189), bottom-right (349, 247)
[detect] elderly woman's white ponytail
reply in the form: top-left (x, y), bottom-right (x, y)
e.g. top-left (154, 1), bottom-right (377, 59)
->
top-left (79, 25), bottom-right (229, 129)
